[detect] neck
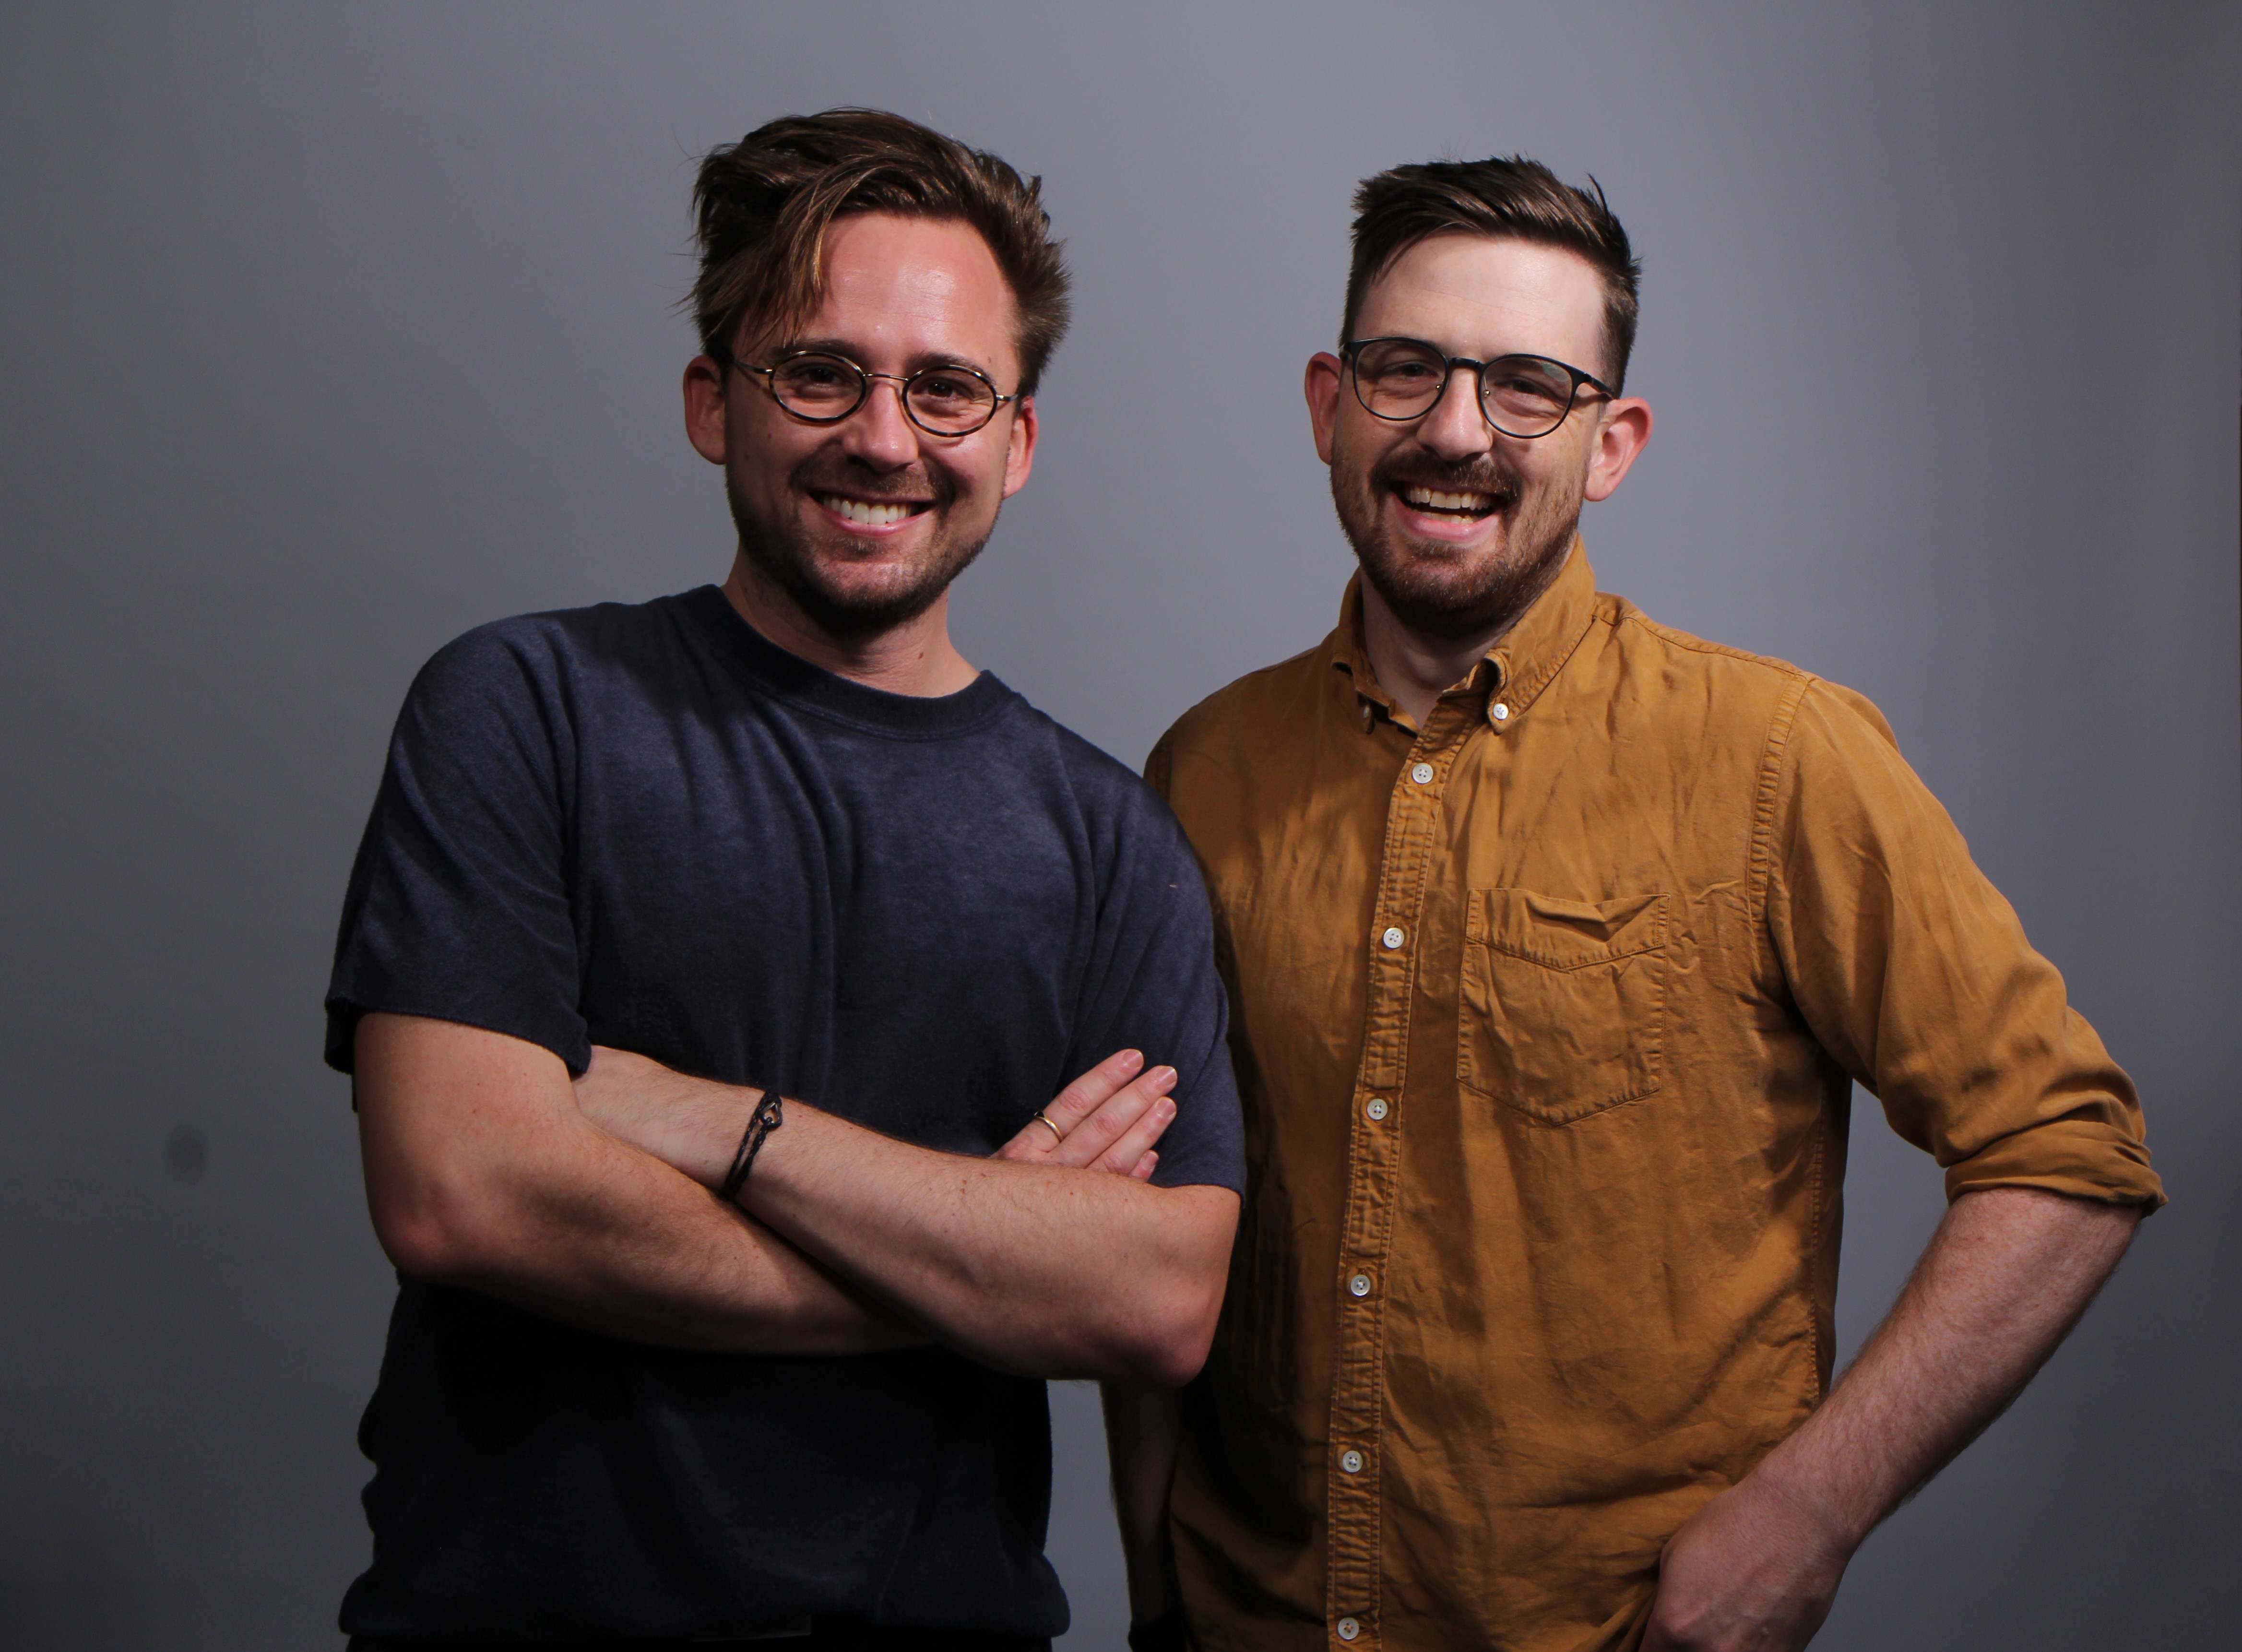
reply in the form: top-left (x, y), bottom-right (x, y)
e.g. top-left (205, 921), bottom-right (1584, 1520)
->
top-left (1357, 544), bottom-right (1570, 729)
top-left (721, 552), bottom-right (979, 698)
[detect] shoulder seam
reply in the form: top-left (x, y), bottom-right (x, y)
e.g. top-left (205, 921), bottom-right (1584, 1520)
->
top-left (1616, 608), bottom-right (1814, 679)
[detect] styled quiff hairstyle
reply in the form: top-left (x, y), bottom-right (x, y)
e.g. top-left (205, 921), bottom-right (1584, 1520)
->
top-left (689, 108), bottom-right (1070, 395)
top-left (1342, 155), bottom-right (1642, 394)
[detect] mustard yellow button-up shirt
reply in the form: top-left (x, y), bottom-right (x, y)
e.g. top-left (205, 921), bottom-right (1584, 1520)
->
top-left (1147, 548), bottom-right (2162, 1652)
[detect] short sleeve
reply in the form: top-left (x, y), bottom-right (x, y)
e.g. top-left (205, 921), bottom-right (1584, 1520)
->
top-left (324, 623), bottom-right (590, 1076)
top-left (1764, 680), bottom-right (2164, 1210)
top-left (1062, 764), bottom-right (1244, 1194)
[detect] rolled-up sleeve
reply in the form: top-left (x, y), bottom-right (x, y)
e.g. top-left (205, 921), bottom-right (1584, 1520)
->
top-left (1764, 680), bottom-right (2164, 1210)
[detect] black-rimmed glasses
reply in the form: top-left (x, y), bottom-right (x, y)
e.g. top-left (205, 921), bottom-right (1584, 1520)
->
top-left (731, 349), bottom-right (1018, 437)
top-left (1343, 337), bottom-right (1614, 439)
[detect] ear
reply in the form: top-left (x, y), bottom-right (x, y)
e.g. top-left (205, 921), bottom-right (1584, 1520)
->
top-left (1583, 395), bottom-right (1652, 502)
top-left (684, 355), bottom-right (730, 465)
top-left (1000, 394), bottom-right (1040, 499)
top-left (1305, 352), bottom-right (1343, 466)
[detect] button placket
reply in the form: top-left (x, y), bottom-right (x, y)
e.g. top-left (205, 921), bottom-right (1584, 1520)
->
top-left (1325, 702), bottom-right (1479, 1648)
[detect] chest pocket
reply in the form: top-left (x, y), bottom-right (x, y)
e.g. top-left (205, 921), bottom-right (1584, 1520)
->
top-left (1458, 888), bottom-right (1669, 1125)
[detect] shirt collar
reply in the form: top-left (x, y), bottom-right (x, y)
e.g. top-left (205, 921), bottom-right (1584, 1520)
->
top-left (1325, 538), bottom-right (1603, 728)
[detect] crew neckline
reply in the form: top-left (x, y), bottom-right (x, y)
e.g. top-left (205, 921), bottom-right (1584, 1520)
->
top-left (681, 584), bottom-right (1014, 741)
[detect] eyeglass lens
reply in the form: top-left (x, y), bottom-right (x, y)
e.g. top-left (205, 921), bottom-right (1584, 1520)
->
top-left (768, 354), bottom-right (999, 435)
top-left (1351, 340), bottom-right (1578, 438)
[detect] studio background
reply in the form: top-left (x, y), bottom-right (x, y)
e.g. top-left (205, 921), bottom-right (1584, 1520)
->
top-left (3, 3), bottom-right (2236, 1646)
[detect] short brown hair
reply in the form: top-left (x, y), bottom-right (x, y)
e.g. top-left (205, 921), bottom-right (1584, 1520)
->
top-left (1342, 155), bottom-right (1641, 393)
top-left (689, 108), bottom-right (1070, 395)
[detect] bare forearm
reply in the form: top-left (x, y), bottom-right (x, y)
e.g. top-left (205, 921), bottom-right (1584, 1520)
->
top-left (1751, 1186), bottom-right (2140, 1542)
top-left (746, 1102), bottom-right (1233, 1381)
top-left (356, 1014), bottom-right (919, 1356)
top-left (1104, 1380), bottom-right (1186, 1623)
top-left (578, 1054), bottom-right (1235, 1382)
top-left (424, 1127), bottom-right (919, 1355)
top-left (1643, 1186), bottom-right (2143, 1649)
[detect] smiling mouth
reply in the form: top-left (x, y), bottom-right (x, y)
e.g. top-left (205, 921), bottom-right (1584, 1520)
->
top-left (816, 492), bottom-right (933, 527)
top-left (1397, 484), bottom-right (1505, 521)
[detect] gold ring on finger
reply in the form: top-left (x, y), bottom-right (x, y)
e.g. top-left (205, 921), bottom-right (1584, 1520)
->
top-left (1032, 1111), bottom-right (1064, 1144)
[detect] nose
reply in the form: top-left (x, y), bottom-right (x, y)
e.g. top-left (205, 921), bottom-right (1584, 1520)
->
top-left (1414, 367), bottom-right (1495, 461)
top-left (835, 374), bottom-right (923, 470)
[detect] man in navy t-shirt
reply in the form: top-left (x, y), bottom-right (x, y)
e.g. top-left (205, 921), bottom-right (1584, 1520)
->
top-left (326, 110), bottom-right (1243, 1651)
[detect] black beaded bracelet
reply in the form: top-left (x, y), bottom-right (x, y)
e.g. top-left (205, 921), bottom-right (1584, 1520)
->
top-left (718, 1090), bottom-right (784, 1205)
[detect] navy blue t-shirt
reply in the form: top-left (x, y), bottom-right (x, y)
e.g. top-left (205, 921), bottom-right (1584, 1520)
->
top-left (324, 585), bottom-right (1244, 1642)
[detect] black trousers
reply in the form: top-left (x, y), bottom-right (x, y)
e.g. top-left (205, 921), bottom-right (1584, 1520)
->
top-left (347, 1622), bottom-right (1051, 1652)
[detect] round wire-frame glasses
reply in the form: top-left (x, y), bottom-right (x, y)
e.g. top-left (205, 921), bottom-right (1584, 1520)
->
top-left (1343, 336), bottom-right (1615, 440)
top-left (731, 349), bottom-right (1018, 437)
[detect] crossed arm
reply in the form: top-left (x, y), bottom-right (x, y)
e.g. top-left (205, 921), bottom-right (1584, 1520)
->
top-left (355, 1012), bottom-right (1238, 1383)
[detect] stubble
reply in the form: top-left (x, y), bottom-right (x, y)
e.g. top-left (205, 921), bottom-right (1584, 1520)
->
top-left (726, 455), bottom-right (996, 642)
top-left (1330, 446), bottom-right (1581, 643)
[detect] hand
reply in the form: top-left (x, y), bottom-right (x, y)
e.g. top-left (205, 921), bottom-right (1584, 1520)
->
top-left (1640, 1472), bottom-right (1853, 1652)
top-left (996, 1048), bottom-right (1177, 1180)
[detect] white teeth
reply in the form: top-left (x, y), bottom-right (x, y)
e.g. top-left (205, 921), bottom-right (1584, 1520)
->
top-left (1402, 487), bottom-right (1495, 513)
top-left (819, 494), bottom-right (918, 526)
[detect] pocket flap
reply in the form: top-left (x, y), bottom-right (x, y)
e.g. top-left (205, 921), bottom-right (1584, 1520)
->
top-left (1469, 888), bottom-right (1667, 969)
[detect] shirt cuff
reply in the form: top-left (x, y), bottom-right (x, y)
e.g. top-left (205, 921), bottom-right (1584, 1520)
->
top-left (1942, 1117), bottom-right (2167, 1212)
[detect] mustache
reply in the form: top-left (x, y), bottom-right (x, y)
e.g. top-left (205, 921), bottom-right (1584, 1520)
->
top-left (1369, 452), bottom-right (1520, 506)
top-left (790, 456), bottom-right (952, 506)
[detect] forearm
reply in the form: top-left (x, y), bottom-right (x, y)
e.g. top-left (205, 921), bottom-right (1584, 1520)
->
top-left (1643, 1185), bottom-right (2143, 1650)
top-left (1749, 1185), bottom-right (2140, 1543)
top-left (583, 1057), bottom-right (1235, 1382)
top-left (423, 1124), bottom-right (920, 1356)
top-left (357, 1014), bottom-right (920, 1356)
top-left (1103, 1380), bottom-right (1186, 1623)
top-left (749, 1102), bottom-right (1232, 1381)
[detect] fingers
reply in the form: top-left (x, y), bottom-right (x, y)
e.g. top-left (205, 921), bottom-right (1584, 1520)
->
top-left (1052, 1065), bottom-right (1174, 1170)
top-left (991, 1050), bottom-right (1182, 1173)
top-left (1090, 1089), bottom-right (1176, 1175)
top-left (1129, 1149), bottom-right (1159, 1182)
top-left (1043, 1047), bottom-right (1146, 1132)
top-left (989, 1050), bottom-right (1144, 1164)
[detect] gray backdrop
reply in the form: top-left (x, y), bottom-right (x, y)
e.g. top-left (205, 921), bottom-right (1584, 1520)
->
top-left (2, 2), bottom-right (2235, 1647)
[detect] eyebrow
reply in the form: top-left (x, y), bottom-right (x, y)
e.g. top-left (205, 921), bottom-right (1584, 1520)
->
top-left (777, 337), bottom-right (999, 379)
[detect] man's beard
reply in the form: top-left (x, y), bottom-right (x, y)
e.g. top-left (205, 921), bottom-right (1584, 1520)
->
top-left (1330, 446), bottom-right (1581, 642)
top-left (728, 457), bottom-right (996, 642)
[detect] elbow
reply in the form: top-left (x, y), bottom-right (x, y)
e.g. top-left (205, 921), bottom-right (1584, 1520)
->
top-left (367, 1176), bottom-right (513, 1287)
top-left (1115, 1268), bottom-right (1226, 1389)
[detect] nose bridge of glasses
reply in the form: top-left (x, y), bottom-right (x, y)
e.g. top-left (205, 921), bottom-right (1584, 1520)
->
top-left (1418, 354), bottom-right (1503, 439)
top-left (858, 369), bottom-right (915, 423)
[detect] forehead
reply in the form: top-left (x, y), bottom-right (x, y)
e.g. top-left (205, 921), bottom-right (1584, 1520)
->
top-left (1356, 234), bottom-right (1607, 371)
top-left (800, 212), bottom-right (1020, 379)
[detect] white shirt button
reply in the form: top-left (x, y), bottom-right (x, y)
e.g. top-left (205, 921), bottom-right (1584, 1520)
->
top-left (1337, 1618), bottom-right (1361, 1641)
top-left (1349, 1273), bottom-right (1373, 1297)
top-left (1410, 761), bottom-right (1434, 784)
top-left (1340, 1449), bottom-right (1364, 1474)
top-left (1365, 1097), bottom-right (1388, 1121)
top-left (1492, 702), bottom-right (1510, 721)
top-left (1380, 926), bottom-right (1405, 950)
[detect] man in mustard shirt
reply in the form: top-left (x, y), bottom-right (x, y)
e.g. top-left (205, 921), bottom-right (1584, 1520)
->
top-left (1108, 155), bottom-right (2163, 1652)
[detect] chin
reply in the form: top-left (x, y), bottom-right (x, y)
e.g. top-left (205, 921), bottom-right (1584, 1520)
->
top-left (1349, 514), bottom-right (1578, 641)
top-left (742, 526), bottom-right (992, 641)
